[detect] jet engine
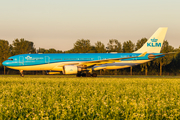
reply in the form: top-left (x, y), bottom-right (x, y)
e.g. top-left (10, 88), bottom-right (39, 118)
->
top-left (63, 65), bottom-right (81, 74)
top-left (148, 54), bottom-right (156, 59)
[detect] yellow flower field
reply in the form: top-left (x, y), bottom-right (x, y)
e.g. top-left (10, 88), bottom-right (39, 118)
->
top-left (0, 76), bottom-right (180, 119)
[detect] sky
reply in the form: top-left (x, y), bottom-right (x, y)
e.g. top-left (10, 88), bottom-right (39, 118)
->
top-left (0, 0), bottom-right (180, 51)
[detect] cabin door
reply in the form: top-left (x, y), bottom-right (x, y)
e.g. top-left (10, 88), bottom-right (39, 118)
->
top-left (19, 56), bottom-right (24, 65)
top-left (45, 56), bottom-right (50, 63)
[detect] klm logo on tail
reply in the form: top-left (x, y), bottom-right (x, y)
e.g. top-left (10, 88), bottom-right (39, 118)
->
top-left (147, 38), bottom-right (161, 47)
top-left (151, 38), bottom-right (158, 42)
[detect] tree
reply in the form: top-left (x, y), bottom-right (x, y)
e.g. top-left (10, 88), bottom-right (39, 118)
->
top-left (122, 40), bottom-right (135, 75)
top-left (122, 40), bottom-right (135, 53)
top-left (38, 48), bottom-right (63, 53)
top-left (107, 39), bottom-right (122, 53)
top-left (0, 40), bottom-right (11, 64)
top-left (0, 40), bottom-right (12, 74)
top-left (95, 41), bottom-right (106, 53)
top-left (48, 48), bottom-right (57, 53)
top-left (89, 46), bottom-right (96, 53)
top-left (154, 40), bottom-right (174, 75)
top-left (37, 48), bottom-right (47, 53)
top-left (107, 39), bottom-right (122, 75)
top-left (140, 62), bottom-right (151, 75)
top-left (56, 50), bottom-right (63, 53)
top-left (94, 41), bottom-right (106, 75)
top-left (65, 49), bottom-right (75, 53)
top-left (173, 48), bottom-right (180, 74)
top-left (73, 39), bottom-right (92, 53)
top-left (135, 38), bottom-right (149, 75)
top-left (12, 38), bottom-right (36, 55)
top-left (135, 38), bottom-right (147, 50)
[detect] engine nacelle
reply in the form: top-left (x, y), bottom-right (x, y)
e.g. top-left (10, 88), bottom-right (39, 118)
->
top-left (148, 54), bottom-right (156, 59)
top-left (63, 65), bottom-right (79, 74)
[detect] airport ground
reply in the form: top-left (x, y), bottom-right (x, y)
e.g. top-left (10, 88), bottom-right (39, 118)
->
top-left (1, 74), bottom-right (180, 78)
top-left (0, 75), bottom-right (180, 119)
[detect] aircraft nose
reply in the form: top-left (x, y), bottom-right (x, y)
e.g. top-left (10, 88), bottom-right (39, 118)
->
top-left (2, 61), bottom-right (9, 66)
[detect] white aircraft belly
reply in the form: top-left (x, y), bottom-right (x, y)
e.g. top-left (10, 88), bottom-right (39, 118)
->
top-left (7, 62), bottom-right (80, 71)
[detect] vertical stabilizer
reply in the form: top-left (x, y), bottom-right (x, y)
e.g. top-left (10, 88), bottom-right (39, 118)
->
top-left (134, 27), bottom-right (168, 53)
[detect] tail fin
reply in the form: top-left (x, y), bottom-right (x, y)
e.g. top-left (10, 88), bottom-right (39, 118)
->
top-left (134, 27), bottom-right (168, 53)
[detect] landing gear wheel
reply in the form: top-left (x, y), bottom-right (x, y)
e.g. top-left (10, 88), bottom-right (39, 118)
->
top-left (86, 73), bottom-right (91, 77)
top-left (76, 73), bottom-right (81, 77)
top-left (92, 73), bottom-right (97, 77)
top-left (82, 73), bottom-right (86, 77)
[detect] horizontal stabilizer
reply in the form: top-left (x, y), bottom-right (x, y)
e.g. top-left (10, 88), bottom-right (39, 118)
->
top-left (148, 52), bottom-right (176, 59)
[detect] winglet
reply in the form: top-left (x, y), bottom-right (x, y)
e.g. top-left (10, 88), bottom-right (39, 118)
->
top-left (138, 52), bottom-right (147, 57)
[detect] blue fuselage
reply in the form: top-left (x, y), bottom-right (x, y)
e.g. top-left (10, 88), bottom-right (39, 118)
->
top-left (2, 53), bottom-right (163, 71)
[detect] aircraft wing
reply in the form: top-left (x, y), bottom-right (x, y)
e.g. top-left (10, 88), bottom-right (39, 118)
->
top-left (78, 52), bottom-right (147, 67)
top-left (57, 52), bottom-right (147, 67)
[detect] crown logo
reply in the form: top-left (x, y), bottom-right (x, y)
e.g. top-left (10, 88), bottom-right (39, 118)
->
top-left (25, 56), bottom-right (32, 59)
top-left (151, 38), bottom-right (158, 42)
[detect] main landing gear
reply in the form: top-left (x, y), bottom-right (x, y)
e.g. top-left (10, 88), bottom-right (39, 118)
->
top-left (20, 70), bottom-right (24, 77)
top-left (76, 72), bottom-right (97, 77)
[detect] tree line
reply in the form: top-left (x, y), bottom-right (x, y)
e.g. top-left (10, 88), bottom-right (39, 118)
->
top-left (0, 38), bottom-right (179, 75)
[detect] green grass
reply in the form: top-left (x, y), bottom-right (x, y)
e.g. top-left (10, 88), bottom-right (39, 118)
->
top-left (0, 76), bottom-right (180, 119)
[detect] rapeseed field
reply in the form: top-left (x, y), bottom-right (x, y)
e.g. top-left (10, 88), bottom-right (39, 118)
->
top-left (0, 76), bottom-right (180, 119)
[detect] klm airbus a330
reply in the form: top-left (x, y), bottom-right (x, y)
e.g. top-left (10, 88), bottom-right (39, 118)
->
top-left (3, 27), bottom-right (168, 77)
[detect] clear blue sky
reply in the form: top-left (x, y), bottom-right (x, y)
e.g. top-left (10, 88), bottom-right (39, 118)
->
top-left (0, 0), bottom-right (180, 51)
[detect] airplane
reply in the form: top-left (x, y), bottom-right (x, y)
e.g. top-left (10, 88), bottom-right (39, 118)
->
top-left (3, 27), bottom-right (168, 77)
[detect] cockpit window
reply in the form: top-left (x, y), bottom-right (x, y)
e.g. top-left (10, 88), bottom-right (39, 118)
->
top-left (8, 59), bottom-right (13, 61)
